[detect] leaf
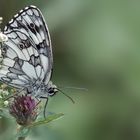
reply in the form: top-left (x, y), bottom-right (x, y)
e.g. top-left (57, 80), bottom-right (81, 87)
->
top-left (0, 109), bottom-right (12, 119)
top-left (15, 113), bottom-right (64, 139)
top-left (28, 113), bottom-right (64, 128)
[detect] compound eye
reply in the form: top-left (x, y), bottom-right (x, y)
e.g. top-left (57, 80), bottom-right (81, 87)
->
top-left (48, 88), bottom-right (58, 96)
top-left (48, 88), bottom-right (55, 96)
top-left (48, 88), bottom-right (54, 93)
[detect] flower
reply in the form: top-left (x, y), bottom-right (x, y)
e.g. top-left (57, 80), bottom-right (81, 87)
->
top-left (9, 95), bottom-right (38, 126)
top-left (3, 100), bottom-right (9, 107)
top-left (0, 89), bottom-right (10, 97)
top-left (0, 89), bottom-right (10, 108)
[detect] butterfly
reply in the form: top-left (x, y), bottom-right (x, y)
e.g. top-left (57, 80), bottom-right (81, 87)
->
top-left (0, 5), bottom-right (58, 99)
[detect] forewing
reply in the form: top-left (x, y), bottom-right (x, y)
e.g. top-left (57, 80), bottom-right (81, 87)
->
top-left (0, 5), bottom-right (53, 88)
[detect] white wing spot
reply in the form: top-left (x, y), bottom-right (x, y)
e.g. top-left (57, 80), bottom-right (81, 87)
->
top-left (40, 54), bottom-right (48, 73)
top-left (14, 14), bottom-right (18, 18)
top-left (3, 58), bottom-right (15, 67)
top-left (9, 19), bottom-right (14, 24)
top-left (22, 61), bottom-right (37, 79)
top-left (25, 7), bottom-right (29, 10)
top-left (27, 10), bottom-right (33, 16)
top-left (20, 9), bottom-right (23, 13)
top-left (30, 5), bottom-right (37, 9)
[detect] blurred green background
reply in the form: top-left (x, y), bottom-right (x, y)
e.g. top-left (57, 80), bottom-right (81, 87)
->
top-left (1, 0), bottom-right (140, 140)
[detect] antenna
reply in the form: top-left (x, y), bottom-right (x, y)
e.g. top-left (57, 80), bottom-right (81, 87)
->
top-left (58, 86), bottom-right (88, 91)
top-left (56, 88), bottom-right (75, 104)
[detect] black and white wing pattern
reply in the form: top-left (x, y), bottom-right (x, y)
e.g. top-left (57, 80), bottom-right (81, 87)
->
top-left (0, 5), bottom-right (53, 89)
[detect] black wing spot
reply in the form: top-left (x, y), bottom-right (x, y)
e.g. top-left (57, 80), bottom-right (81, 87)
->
top-left (1, 77), bottom-right (12, 83)
top-left (19, 42), bottom-right (24, 49)
top-left (35, 24), bottom-right (39, 33)
top-left (9, 67), bottom-right (23, 75)
top-left (27, 23), bottom-right (39, 34)
top-left (29, 55), bottom-right (41, 66)
top-left (30, 23), bottom-right (35, 28)
top-left (1, 45), bottom-right (8, 57)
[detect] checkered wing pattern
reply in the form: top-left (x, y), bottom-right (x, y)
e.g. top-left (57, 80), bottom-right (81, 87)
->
top-left (0, 5), bottom-right (53, 89)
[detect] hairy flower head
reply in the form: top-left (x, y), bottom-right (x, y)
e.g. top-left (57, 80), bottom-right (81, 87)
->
top-left (9, 95), bottom-right (38, 125)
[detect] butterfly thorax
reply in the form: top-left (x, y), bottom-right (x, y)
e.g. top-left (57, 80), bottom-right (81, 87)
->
top-left (29, 81), bottom-right (58, 98)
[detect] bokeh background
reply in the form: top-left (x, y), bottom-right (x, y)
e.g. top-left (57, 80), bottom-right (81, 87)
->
top-left (1, 0), bottom-right (140, 140)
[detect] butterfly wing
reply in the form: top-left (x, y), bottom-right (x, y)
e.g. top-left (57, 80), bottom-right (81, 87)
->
top-left (0, 5), bottom-right (53, 89)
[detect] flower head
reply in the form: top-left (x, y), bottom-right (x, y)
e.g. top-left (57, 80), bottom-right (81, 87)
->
top-left (9, 95), bottom-right (38, 126)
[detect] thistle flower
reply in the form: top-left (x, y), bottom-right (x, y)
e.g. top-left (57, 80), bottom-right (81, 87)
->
top-left (9, 95), bottom-right (38, 126)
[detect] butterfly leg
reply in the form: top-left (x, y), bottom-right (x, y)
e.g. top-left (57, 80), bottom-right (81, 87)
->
top-left (40, 96), bottom-right (49, 119)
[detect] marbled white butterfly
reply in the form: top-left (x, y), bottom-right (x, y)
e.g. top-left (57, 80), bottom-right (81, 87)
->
top-left (0, 5), bottom-right (58, 99)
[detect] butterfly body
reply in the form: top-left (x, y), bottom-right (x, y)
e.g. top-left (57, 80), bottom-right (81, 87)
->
top-left (0, 5), bottom-right (58, 98)
top-left (27, 81), bottom-right (58, 97)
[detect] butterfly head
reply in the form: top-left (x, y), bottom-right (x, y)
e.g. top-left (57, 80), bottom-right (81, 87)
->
top-left (46, 81), bottom-right (58, 96)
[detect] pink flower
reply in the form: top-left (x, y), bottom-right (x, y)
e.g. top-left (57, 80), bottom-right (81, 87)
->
top-left (9, 95), bottom-right (38, 125)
